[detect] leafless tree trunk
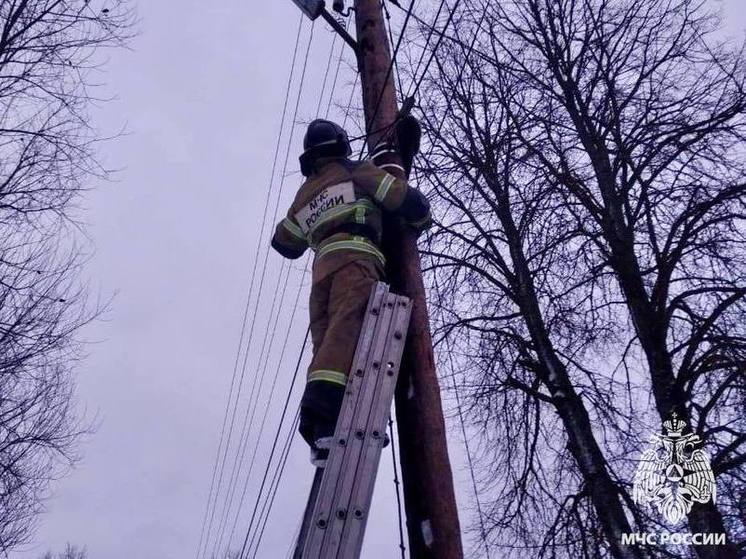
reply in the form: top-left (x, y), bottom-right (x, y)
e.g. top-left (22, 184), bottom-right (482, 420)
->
top-left (39, 543), bottom-right (87, 559)
top-left (416, 46), bottom-right (647, 559)
top-left (411, 0), bottom-right (745, 557)
top-left (0, 1), bottom-right (134, 553)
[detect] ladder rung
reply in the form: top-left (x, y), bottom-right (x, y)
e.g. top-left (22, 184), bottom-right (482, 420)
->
top-left (297, 281), bottom-right (411, 559)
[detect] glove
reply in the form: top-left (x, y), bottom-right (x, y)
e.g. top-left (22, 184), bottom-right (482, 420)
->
top-left (369, 115), bottom-right (421, 178)
top-left (396, 114), bottom-right (421, 177)
top-left (400, 188), bottom-right (432, 236)
top-left (370, 141), bottom-right (399, 167)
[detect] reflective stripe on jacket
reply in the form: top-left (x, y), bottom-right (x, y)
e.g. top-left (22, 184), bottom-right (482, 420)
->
top-left (271, 158), bottom-right (431, 281)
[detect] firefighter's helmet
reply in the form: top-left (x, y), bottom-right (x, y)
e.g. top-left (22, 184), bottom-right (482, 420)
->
top-left (299, 119), bottom-right (352, 176)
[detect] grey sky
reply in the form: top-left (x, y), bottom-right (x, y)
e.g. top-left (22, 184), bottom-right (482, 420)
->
top-left (8, 1), bottom-right (746, 558)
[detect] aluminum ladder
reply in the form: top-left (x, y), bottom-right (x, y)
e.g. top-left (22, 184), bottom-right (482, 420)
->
top-left (294, 281), bottom-right (411, 559)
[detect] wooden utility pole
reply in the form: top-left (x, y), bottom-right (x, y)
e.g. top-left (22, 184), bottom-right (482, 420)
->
top-left (351, 2), bottom-right (464, 557)
top-left (288, 0), bottom-right (464, 554)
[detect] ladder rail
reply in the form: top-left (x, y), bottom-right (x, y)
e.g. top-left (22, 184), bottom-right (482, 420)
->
top-left (318, 292), bottom-right (409, 556)
top-left (292, 468), bottom-right (323, 559)
top-left (304, 283), bottom-right (395, 556)
top-left (294, 283), bottom-right (389, 559)
top-left (336, 295), bottom-right (410, 558)
top-left (297, 282), bottom-right (411, 559)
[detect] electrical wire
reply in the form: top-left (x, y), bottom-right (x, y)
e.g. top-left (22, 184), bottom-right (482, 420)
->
top-left (388, 419), bottom-right (407, 559)
top-left (325, 30), bottom-right (349, 119)
top-left (284, 515), bottom-right (304, 559)
top-left (206, 19), bottom-right (318, 557)
top-left (222, 254), bottom-right (310, 553)
top-left (356, 0), bottom-right (417, 157)
top-left (446, 338), bottom-right (491, 559)
top-left (318, 18), bottom-right (351, 118)
top-left (407, 0), bottom-right (462, 99)
top-left (342, 73), bottom-right (360, 134)
top-left (367, 0), bottom-right (415, 122)
top-left (210, 257), bottom-right (292, 555)
top-left (382, 0), bottom-right (407, 101)
top-left (230, 21), bottom-right (359, 558)
top-left (423, 163), bottom-right (491, 556)
top-left (316, 29), bottom-right (339, 117)
top-left (202, 13), bottom-right (349, 557)
top-left (206, 1), bottom-right (477, 554)
top-left (211, 16), bottom-right (344, 552)
top-left (194, 13), bottom-right (305, 559)
top-left (236, 328), bottom-right (311, 559)
top-left (248, 408), bottom-right (302, 557)
top-left (388, 0), bottom-right (493, 69)
top-left (352, 0), bottom-right (463, 158)
top-left (407, 0), bottom-right (448, 92)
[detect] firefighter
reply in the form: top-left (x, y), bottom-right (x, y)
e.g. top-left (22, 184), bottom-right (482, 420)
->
top-left (271, 119), bottom-right (431, 465)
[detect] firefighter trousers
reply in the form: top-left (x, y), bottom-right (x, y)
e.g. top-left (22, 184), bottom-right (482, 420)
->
top-left (299, 258), bottom-right (384, 447)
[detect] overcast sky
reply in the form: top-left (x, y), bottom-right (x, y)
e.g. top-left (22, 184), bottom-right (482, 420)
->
top-left (8, 1), bottom-right (746, 558)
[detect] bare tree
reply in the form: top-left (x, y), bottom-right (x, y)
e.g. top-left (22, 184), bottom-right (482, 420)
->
top-left (411, 0), bottom-right (745, 557)
top-left (39, 543), bottom-right (87, 559)
top-left (416, 33), bottom-right (648, 559)
top-left (37, 543), bottom-right (238, 559)
top-left (0, 1), bottom-right (134, 553)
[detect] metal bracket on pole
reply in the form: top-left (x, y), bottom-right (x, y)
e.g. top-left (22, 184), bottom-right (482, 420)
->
top-left (320, 8), bottom-right (359, 54)
top-left (293, 282), bottom-right (411, 559)
top-left (290, 0), bottom-right (359, 55)
top-left (291, 0), bottom-right (325, 19)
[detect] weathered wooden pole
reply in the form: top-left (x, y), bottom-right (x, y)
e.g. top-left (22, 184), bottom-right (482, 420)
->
top-left (352, 2), bottom-right (464, 557)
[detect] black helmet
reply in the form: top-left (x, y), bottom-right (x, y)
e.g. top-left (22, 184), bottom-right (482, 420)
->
top-left (299, 119), bottom-right (352, 176)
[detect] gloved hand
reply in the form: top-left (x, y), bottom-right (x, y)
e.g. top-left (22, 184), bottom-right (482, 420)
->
top-left (369, 114), bottom-right (422, 179)
top-left (370, 141), bottom-right (399, 167)
top-left (400, 187), bottom-right (432, 237)
top-left (409, 213), bottom-right (432, 235)
top-left (396, 114), bottom-right (421, 177)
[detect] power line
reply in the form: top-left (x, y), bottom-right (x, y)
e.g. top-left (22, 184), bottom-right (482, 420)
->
top-left (284, 516), bottom-right (304, 559)
top-left (388, 0), bottom-right (492, 70)
top-left (388, 419), bottom-right (407, 559)
top-left (236, 37), bottom-right (355, 538)
top-left (221, 254), bottom-right (311, 553)
top-left (417, 148), bottom-right (490, 556)
top-left (342, 73), bottom-right (360, 130)
top-left (247, 408), bottom-right (302, 557)
top-left (353, 0), bottom-right (464, 158)
top-left (382, 0), bottom-right (407, 100)
top-left (325, 34), bottom-right (348, 119)
top-left (236, 327), bottom-right (312, 559)
top-left (195, 0), bottom-right (474, 554)
top-left (407, 0), bottom-right (462, 99)
top-left (236, 39), bottom-right (362, 556)
top-left (212, 3), bottom-right (475, 554)
top-left (316, 31), bottom-right (339, 117)
top-left (357, 0), bottom-right (417, 157)
top-left (446, 337), bottom-right (491, 559)
top-left (201, 14), bottom-right (344, 557)
top-left (209, 258), bottom-right (293, 555)
top-left (318, 18), bottom-right (351, 117)
top-left (194, 13), bottom-right (306, 559)
top-left (206, 19), bottom-right (319, 557)
top-left (407, 0), bottom-right (448, 93)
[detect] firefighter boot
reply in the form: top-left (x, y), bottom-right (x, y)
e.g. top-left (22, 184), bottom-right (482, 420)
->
top-left (299, 380), bottom-right (345, 467)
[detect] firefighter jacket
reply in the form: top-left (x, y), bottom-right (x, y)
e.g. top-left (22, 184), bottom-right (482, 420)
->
top-left (271, 157), bottom-right (431, 282)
